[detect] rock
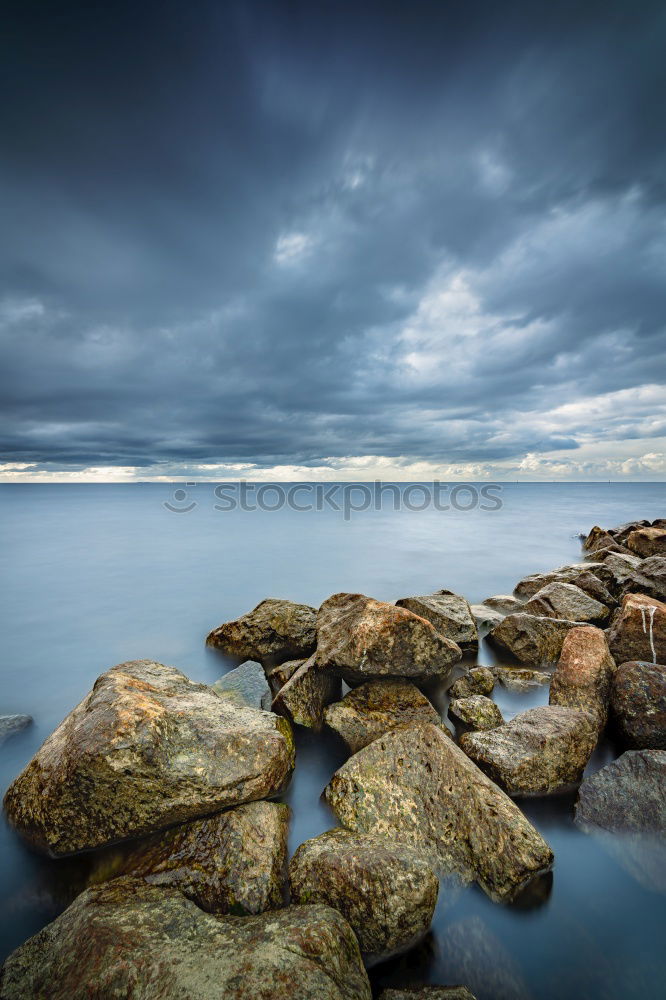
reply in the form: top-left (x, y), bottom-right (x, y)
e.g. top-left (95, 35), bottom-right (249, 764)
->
top-left (626, 526), bottom-right (666, 558)
top-left (449, 696), bottom-right (503, 731)
top-left (460, 705), bottom-right (597, 796)
top-left (622, 556), bottom-right (666, 602)
top-left (212, 660), bottom-right (272, 710)
top-left (492, 667), bottom-right (551, 691)
top-left (289, 828), bottom-right (438, 962)
top-left (607, 593), bottom-right (666, 664)
top-left (610, 661), bottom-right (666, 749)
top-left (316, 593), bottom-right (462, 686)
top-left (448, 666), bottom-right (495, 699)
top-left (611, 519), bottom-right (651, 544)
top-left (549, 625), bottom-right (615, 731)
top-left (324, 722), bottom-right (553, 902)
top-left (86, 801), bottom-right (289, 914)
top-left (583, 525), bottom-right (615, 552)
top-left (591, 552), bottom-right (642, 596)
top-left (484, 594), bottom-right (524, 613)
top-left (574, 750), bottom-right (666, 893)
top-left (514, 563), bottom-right (597, 599)
top-left (323, 680), bottom-right (440, 753)
top-left (488, 612), bottom-right (583, 665)
top-left (0, 879), bottom-right (371, 1000)
top-left (469, 604), bottom-right (504, 632)
top-left (378, 989), bottom-right (477, 1000)
top-left (206, 598), bottom-right (317, 666)
top-left (522, 582), bottom-right (609, 625)
top-left (265, 658), bottom-right (305, 695)
top-left (396, 592), bottom-right (478, 651)
top-left (272, 654), bottom-right (341, 730)
top-left (3, 660), bottom-right (295, 856)
top-left (0, 714), bottom-right (32, 747)
top-left (569, 570), bottom-right (616, 608)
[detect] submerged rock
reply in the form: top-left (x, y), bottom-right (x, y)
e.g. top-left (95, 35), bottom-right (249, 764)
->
top-left (574, 750), bottom-right (666, 893)
top-left (316, 593), bottom-right (462, 685)
top-left (622, 556), bottom-right (666, 602)
top-left (610, 660), bottom-right (666, 749)
top-left (323, 680), bottom-right (440, 753)
top-left (272, 654), bottom-right (341, 730)
top-left (439, 915), bottom-right (532, 1000)
top-left (460, 705), bottom-right (597, 796)
top-left (212, 660), bottom-right (272, 710)
top-left (324, 722), bottom-right (553, 902)
top-left (489, 612), bottom-right (582, 665)
top-left (607, 593), bottom-right (666, 664)
top-left (514, 563), bottom-right (594, 599)
top-left (448, 666), bottom-right (495, 699)
top-left (549, 625), bottom-right (615, 731)
top-left (626, 526), bottom-right (666, 559)
top-left (449, 695), bottom-right (503, 731)
top-left (206, 598), bottom-right (317, 666)
top-left (289, 828), bottom-right (438, 962)
top-left (86, 801), bottom-right (289, 914)
top-left (492, 667), bottom-right (550, 692)
top-left (396, 592), bottom-right (478, 651)
top-left (522, 582), bottom-right (609, 625)
top-left (0, 714), bottom-right (32, 748)
top-left (0, 879), bottom-right (371, 1000)
top-left (378, 989), bottom-right (477, 1000)
top-left (3, 660), bottom-right (294, 856)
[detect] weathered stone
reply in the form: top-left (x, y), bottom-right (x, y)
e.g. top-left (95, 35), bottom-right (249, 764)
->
top-left (449, 696), bottom-right (503, 731)
top-left (265, 657), bottom-right (305, 694)
top-left (569, 570), bottom-right (617, 608)
top-left (610, 660), bottom-right (666, 749)
top-left (206, 598), bottom-right (317, 666)
top-left (316, 593), bottom-right (462, 685)
top-left (470, 604), bottom-right (504, 632)
top-left (324, 680), bottom-right (440, 753)
top-left (448, 666), bottom-right (495, 699)
top-left (626, 526), bottom-right (666, 558)
top-left (0, 714), bottom-right (32, 748)
top-left (3, 660), bottom-right (295, 856)
top-left (574, 750), bottom-right (666, 893)
top-left (607, 593), bottom-right (666, 664)
top-left (549, 625), bottom-right (615, 731)
top-left (622, 556), bottom-right (666, 602)
top-left (212, 660), bottom-right (272, 710)
top-left (489, 612), bottom-right (582, 665)
top-left (460, 705), bottom-right (597, 796)
top-left (85, 801), bottom-right (289, 914)
top-left (491, 666), bottom-right (550, 692)
top-left (514, 563), bottom-right (594, 599)
top-left (591, 552), bottom-right (642, 595)
top-left (378, 989), bottom-right (477, 1000)
top-left (396, 592), bottom-right (478, 651)
top-left (324, 722), bottom-right (553, 902)
top-left (522, 582), bottom-right (609, 625)
top-left (483, 594), bottom-right (523, 613)
top-left (0, 879), bottom-right (371, 1000)
top-left (611, 519), bottom-right (651, 545)
top-left (272, 653), bottom-right (341, 730)
top-left (289, 828), bottom-right (438, 961)
top-left (583, 525), bottom-right (615, 552)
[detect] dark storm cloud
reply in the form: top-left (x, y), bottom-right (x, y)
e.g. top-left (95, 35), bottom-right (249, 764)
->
top-left (1, 0), bottom-right (665, 474)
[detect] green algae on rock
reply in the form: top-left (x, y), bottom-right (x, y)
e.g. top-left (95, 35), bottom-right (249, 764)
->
top-left (448, 695), bottom-right (503, 731)
top-left (324, 679), bottom-right (440, 753)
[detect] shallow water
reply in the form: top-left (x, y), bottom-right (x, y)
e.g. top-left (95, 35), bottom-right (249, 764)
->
top-left (0, 481), bottom-right (665, 997)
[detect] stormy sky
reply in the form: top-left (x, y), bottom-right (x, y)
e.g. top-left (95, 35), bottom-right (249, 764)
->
top-left (1, 0), bottom-right (665, 481)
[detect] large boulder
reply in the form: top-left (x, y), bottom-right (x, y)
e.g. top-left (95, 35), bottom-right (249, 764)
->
top-left (378, 990), bottom-right (476, 1000)
top-left (0, 714), bottom-right (32, 748)
top-left (582, 526), bottom-right (616, 552)
top-left (483, 594), bottom-right (523, 613)
top-left (272, 654), bottom-right (341, 730)
top-left (206, 599), bottom-right (317, 666)
top-left (611, 519), bottom-right (652, 545)
top-left (395, 592), bottom-right (478, 651)
top-left (568, 570), bottom-right (617, 608)
top-left (323, 680), bottom-right (440, 753)
top-left (212, 660), bottom-right (272, 710)
top-left (574, 750), bottom-right (666, 892)
top-left (522, 582), bottom-right (609, 625)
top-left (85, 800), bottom-right (289, 914)
top-left (289, 828), bottom-right (438, 962)
top-left (3, 660), bottom-right (295, 856)
top-left (448, 696), bottom-right (503, 731)
top-left (460, 706), bottom-right (598, 796)
top-left (448, 666), bottom-right (495, 699)
top-left (0, 879), bottom-right (371, 1000)
top-left (626, 526), bottom-right (666, 559)
top-left (591, 552), bottom-right (642, 596)
top-left (324, 722), bottom-right (553, 902)
top-left (549, 625), bottom-right (615, 731)
top-left (488, 612), bottom-right (582, 665)
top-left (316, 593), bottom-right (462, 685)
top-left (491, 666), bottom-right (550, 691)
top-left (610, 660), bottom-right (666, 749)
top-left (622, 556), bottom-right (666, 602)
top-left (607, 593), bottom-right (666, 664)
top-left (514, 563), bottom-right (596, 599)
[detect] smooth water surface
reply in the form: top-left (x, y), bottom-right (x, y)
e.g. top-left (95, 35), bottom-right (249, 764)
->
top-left (1, 482), bottom-right (665, 997)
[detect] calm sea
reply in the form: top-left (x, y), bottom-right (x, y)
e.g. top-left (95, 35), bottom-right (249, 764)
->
top-left (1, 482), bottom-right (665, 998)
